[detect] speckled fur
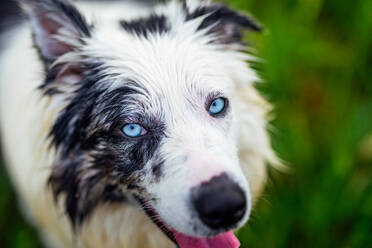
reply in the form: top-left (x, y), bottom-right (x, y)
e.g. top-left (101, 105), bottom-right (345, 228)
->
top-left (0, 1), bottom-right (278, 247)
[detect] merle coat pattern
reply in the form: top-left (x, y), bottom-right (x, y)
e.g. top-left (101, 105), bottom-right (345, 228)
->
top-left (0, 0), bottom-right (279, 247)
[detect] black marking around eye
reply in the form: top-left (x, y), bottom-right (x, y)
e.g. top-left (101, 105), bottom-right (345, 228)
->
top-left (120, 14), bottom-right (170, 38)
top-left (47, 65), bottom-right (166, 227)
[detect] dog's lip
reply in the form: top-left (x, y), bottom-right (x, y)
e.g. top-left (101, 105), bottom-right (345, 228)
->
top-left (135, 196), bottom-right (179, 247)
top-left (135, 196), bottom-right (179, 246)
top-left (135, 196), bottom-right (240, 248)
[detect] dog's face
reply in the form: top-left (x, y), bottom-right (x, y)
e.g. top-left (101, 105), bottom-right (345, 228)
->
top-left (23, 0), bottom-right (264, 246)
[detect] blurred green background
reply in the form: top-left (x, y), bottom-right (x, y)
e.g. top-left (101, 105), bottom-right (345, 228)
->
top-left (1, 0), bottom-right (372, 247)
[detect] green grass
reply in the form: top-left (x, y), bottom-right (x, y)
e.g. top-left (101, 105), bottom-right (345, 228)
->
top-left (227, 0), bottom-right (372, 247)
top-left (1, 0), bottom-right (372, 247)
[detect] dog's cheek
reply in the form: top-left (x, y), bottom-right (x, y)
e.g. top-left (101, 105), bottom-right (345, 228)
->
top-left (49, 154), bottom-right (112, 226)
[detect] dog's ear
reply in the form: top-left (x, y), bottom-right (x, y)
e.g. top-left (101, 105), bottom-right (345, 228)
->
top-left (19, 0), bottom-right (91, 68)
top-left (184, 1), bottom-right (262, 45)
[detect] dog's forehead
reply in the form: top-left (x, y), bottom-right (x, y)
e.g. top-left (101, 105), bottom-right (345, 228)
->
top-left (84, 24), bottom-right (235, 98)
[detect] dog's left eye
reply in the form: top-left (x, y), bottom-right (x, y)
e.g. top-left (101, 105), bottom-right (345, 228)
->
top-left (122, 124), bottom-right (147, 137)
top-left (208, 97), bottom-right (226, 116)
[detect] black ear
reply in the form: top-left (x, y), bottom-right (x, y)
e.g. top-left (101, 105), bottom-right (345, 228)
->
top-left (20, 0), bottom-right (91, 68)
top-left (185, 3), bottom-right (262, 45)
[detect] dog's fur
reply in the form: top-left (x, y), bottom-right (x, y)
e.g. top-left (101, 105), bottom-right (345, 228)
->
top-left (0, 0), bottom-right (278, 247)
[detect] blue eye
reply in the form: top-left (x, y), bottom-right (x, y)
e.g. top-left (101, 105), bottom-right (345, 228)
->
top-left (122, 124), bottom-right (146, 137)
top-left (208, 97), bottom-right (226, 116)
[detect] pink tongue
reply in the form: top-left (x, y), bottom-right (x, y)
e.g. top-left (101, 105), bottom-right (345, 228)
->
top-left (173, 230), bottom-right (240, 248)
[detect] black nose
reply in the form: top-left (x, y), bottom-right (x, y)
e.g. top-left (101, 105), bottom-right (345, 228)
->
top-left (192, 173), bottom-right (247, 230)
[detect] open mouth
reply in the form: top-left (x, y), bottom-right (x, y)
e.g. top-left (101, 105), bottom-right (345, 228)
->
top-left (136, 197), bottom-right (241, 248)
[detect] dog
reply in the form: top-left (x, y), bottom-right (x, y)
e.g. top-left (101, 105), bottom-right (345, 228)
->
top-left (0, 0), bottom-right (278, 247)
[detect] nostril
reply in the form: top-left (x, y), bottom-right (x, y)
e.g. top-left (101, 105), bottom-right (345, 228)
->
top-left (192, 173), bottom-right (247, 230)
top-left (198, 189), bottom-right (246, 229)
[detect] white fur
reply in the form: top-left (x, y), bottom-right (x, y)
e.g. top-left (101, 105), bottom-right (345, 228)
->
top-left (0, 1), bottom-right (278, 247)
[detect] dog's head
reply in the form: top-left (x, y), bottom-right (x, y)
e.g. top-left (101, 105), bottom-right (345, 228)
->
top-left (21, 0), bottom-right (272, 247)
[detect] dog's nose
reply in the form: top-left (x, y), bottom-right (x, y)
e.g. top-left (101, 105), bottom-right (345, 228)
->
top-left (192, 173), bottom-right (246, 230)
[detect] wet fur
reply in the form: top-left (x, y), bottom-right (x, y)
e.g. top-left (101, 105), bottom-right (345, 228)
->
top-left (0, 0), bottom-right (278, 247)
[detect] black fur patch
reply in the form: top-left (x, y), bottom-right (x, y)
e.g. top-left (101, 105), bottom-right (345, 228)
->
top-left (48, 65), bottom-right (166, 226)
top-left (152, 161), bottom-right (163, 182)
top-left (120, 14), bottom-right (170, 38)
top-left (185, 4), bottom-right (262, 44)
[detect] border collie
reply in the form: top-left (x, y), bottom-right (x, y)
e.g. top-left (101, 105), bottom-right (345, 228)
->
top-left (0, 0), bottom-right (278, 247)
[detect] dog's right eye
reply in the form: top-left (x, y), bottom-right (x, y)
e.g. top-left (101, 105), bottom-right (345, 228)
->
top-left (122, 124), bottom-right (147, 138)
top-left (208, 97), bottom-right (227, 116)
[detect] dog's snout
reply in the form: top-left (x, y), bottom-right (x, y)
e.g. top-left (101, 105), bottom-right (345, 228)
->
top-left (192, 173), bottom-right (246, 230)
